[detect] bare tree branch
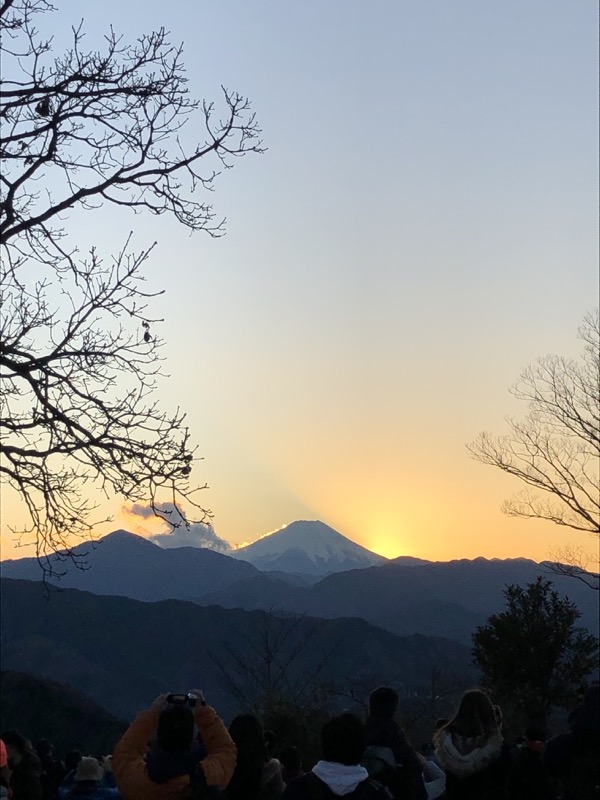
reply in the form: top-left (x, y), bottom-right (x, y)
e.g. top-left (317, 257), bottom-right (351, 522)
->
top-left (468, 310), bottom-right (600, 589)
top-left (0, 0), bottom-right (263, 571)
top-left (208, 611), bottom-right (341, 719)
top-left (546, 545), bottom-right (600, 591)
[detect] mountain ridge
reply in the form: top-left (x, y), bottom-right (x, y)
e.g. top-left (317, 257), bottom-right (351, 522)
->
top-left (0, 578), bottom-right (474, 722)
top-left (0, 530), bottom-right (259, 601)
top-left (197, 556), bottom-right (600, 643)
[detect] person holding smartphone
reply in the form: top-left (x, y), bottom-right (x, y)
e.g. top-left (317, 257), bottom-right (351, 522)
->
top-left (112, 690), bottom-right (236, 799)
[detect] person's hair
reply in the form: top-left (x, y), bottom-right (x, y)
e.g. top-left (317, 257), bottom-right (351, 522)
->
top-left (227, 715), bottom-right (267, 800)
top-left (264, 729), bottom-right (277, 758)
top-left (64, 751), bottom-right (82, 772)
top-left (279, 745), bottom-right (301, 772)
top-left (446, 690), bottom-right (498, 738)
top-left (36, 739), bottom-right (52, 759)
top-left (369, 686), bottom-right (399, 721)
top-left (434, 718), bottom-right (449, 731)
top-left (229, 715), bottom-right (267, 763)
top-left (156, 704), bottom-right (195, 752)
top-left (321, 714), bottom-right (365, 766)
top-left (0, 731), bottom-right (34, 757)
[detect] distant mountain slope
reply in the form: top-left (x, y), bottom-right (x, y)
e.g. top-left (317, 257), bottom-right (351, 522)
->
top-left (200, 573), bottom-right (310, 611)
top-left (0, 671), bottom-right (127, 755)
top-left (233, 520), bottom-right (387, 575)
top-left (198, 557), bottom-right (600, 643)
top-left (0, 578), bottom-right (473, 723)
top-left (0, 530), bottom-right (259, 600)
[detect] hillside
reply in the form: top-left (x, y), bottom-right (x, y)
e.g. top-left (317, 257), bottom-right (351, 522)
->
top-left (0, 530), bottom-right (259, 600)
top-left (198, 557), bottom-right (600, 642)
top-left (0, 578), bottom-right (474, 722)
top-left (0, 671), bottom-right (127, 755)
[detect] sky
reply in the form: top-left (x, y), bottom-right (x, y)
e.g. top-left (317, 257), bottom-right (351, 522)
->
top-left (1, 0), bottom-right (598, 564)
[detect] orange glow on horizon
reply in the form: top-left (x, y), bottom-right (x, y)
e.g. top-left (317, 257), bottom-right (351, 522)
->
top-left (0, 479), bottom-right (596, 569)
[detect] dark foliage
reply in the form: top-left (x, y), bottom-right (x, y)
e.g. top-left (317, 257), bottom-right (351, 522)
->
top-left (472, 577), bottom-right (599, 728)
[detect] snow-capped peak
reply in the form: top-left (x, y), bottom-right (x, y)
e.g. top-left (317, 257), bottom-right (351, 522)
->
top-left (232, 520), bottom-right (387, 576)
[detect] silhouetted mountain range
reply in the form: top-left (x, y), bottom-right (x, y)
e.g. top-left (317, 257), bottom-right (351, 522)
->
top-left (198, 557), bottom-right (600, 643)
top-left (0, 530), bottom-right (259, 600)
top-left (0, 671), bottom-right (127, 755)
top-left (0, 578), bottom-right (474, 722)
top-left (2, 528), bottom-right (597, 644)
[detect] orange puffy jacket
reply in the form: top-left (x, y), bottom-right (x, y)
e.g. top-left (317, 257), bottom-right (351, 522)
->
top-left (112, 703), bottom-right (236, 799)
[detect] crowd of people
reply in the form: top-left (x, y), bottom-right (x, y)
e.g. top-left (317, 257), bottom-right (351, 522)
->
top-left (1, 683), bottom-right (598, 800)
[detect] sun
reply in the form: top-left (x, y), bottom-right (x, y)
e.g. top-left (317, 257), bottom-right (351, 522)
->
top-left (369, 539), bottom-right (402, 559)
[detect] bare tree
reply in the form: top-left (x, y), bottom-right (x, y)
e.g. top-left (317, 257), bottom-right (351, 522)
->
top-left (210, 610), bottom-right (340, 719)
top-left (468, 310), bottom-right (599, 590)
top-left (0, 0), bottom-right (263, 569)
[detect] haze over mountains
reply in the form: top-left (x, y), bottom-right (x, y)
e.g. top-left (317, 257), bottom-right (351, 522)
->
top-left (2, 521), bottom-right (597, 645)
top-left (198, 557), bottom-right (599, 643)
top-left (0, 578), bottom-right (474, 722)
top-left (2, 518), bottom-right (598, 737)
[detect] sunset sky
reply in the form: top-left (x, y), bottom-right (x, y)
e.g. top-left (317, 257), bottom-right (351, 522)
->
top-left (1, 1), bottom-right (598, 564)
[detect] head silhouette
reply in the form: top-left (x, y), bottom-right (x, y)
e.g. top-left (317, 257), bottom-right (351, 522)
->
top-left (321, 714), bottom-right (365, 766)
top-left (369, 686), bottom-right (399, 721)
top-left (229, 714), bottom-right (267, 762)
top-left (279, 745), bottom-right (301, 772)
top-left (156, 704), bottom-right (195, 752)
top-left (447, 689), bottom-right (498, 738)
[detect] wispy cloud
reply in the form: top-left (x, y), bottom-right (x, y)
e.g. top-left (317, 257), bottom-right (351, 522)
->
top-left (127, 501), bottom-right (175, 520)
top-left (150, 524), bottom-right (232, 552)
top-left (124, 502), bottom-right (231, 552)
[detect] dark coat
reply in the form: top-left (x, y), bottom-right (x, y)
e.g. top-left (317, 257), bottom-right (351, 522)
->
top-left (543, 688), bottom-right (600, 800)
top-left (226, 759), bottom-right (285, 800)
top-left (112, 704), bottom-right (236, 800)
top-left (364, 717), bottom-right (426, 800)
top-left (543, 730), bottom-right (600, 800)
top-left (508, 746), bottom-right (553, 800)
top-left (10, 752), bottom-right (43, 800)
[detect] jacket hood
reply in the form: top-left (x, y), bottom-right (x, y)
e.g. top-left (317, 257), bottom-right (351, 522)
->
top-left (433, 728), bottom-right (504, 777)
top-left (263, 758), bottom-right (282, 783)
top-left (312, 761), bottom-right (369, 795)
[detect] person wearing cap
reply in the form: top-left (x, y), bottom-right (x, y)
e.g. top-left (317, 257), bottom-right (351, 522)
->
top-left (60, 757), bottom-right (121, 799)
top-left (112, 690), bottom-right (236, 799)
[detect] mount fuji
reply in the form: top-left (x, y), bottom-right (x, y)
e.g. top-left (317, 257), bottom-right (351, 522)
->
top-left (232, 520), bottom-right (387, 575)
